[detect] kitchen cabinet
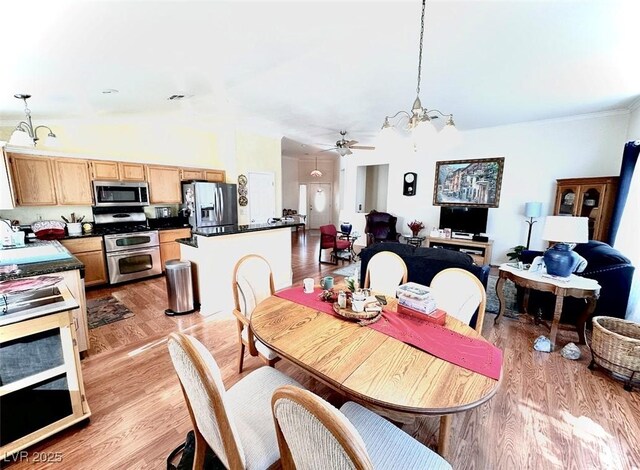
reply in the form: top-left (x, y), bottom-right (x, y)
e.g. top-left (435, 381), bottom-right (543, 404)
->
top-left (53, 158), bottom-right (93, 205)
top-left (0, 308), bottom-right (91, 459)
top-left (553, 177), bottom-right (619, 242)
top-left (90, 160), bottom-right (119, 180)
top-left (204, 170), bottom-right (225, 182)
top-left (146, 165), bottom-right (182, 203)
top-left (7, 153), bottom-right (57, 206)
top-left (119, 162), bottom-right (146, 182)
top-left (159, 228), bottom-right (191, 270)
top-left (181, 168), bottom-right (204, 180)
top-left (60, 237), bottom-right (107, 288)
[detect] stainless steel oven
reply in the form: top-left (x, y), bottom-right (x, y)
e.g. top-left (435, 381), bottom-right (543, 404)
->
top-left (93, 181), bottom-right (149, 207)
top-left (104, 231), bottom-right (161, 284)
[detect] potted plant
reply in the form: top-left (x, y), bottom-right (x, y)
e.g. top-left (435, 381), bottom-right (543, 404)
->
top-left (407, 220), bottom-right (425, 237)
top-left (507, 245), bottom-right (526, 262)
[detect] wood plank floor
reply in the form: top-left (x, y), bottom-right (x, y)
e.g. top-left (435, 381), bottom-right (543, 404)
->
top-left (6, 232), bottom-right (640, 469)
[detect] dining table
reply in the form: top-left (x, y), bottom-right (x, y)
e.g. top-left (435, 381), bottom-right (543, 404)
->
top-left (250, 286), bottom-right (502, 458)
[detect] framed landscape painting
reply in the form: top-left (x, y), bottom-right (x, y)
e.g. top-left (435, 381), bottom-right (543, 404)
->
top-left (433, 157), bottom-right (505, 207)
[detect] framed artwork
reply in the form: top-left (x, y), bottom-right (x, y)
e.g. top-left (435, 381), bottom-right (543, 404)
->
top-left (433, 157), bottom-right (505, 207)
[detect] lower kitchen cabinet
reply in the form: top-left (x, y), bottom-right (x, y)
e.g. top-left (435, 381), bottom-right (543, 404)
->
top-left (0, 309), bottom-right (91, 459)
top-left (60, 237), bottom-right (107, 288)
top-left (159, 228), bottom-right (191, 270)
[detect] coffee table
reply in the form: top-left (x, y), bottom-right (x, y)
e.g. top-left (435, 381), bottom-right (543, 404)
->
top-left (494, 264), bottom-right (600, 350)
top-left (251, 289), bottom-right (501, 458)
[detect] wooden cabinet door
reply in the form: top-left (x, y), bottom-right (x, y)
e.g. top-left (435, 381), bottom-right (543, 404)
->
top-left (54, 158), bottom-right (93, 205)
top-left (146, 165), bottom-right (182, 203)
top-left (75, 251), bottom-right (108, 287)
top-left (90, 161), bottom-right (119, 180)
top-left (160, 242), bottom-right (182, 270)
top-left (119, 163), bottom-right (146, 181)
top-left (7, 154), bottom-right (57, 206)
top-left (181, 168), bottom-right (204, 180)
top-left (204, 170), bottom-right (225, 182)
top-left (554, 184), bottom-right (581, 217)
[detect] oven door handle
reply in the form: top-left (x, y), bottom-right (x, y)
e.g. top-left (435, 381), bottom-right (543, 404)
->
top-left (106, 247), bottom-right (159, 257)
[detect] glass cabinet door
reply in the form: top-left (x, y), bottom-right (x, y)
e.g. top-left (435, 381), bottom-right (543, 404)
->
top-left (556, 185), bottom-right (580, 216)
top-left (579, 185), bottom-right (605, 240)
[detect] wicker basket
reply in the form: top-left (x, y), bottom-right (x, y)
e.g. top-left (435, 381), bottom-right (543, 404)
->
top-left (589, 316), bottom-right (640, 391)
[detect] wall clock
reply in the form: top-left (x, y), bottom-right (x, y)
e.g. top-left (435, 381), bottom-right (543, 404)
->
top-left (238, 174), bottom-right (248, 186)
top-left (403, 172), bottom-right (417, 196)
top-left (239, 195), bottom-right (248, 206)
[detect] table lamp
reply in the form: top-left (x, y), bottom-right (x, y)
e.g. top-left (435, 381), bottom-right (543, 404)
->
top-left (541, 216), bottom-right (588, 277)
top-left (524, 202), bottom-right (542, 249)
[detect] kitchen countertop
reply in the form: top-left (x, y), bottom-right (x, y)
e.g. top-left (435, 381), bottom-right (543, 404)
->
top-left (0, 241), bottom-right (85, 282)
top-left (180, 221), bottom-right (304, 245)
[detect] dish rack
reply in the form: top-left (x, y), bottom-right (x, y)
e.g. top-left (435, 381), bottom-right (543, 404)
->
top-left (588, 316), bottom-right (640, 391)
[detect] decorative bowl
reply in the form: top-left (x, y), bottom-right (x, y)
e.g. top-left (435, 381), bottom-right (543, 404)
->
top-left (31, 220), bottom-right (66, 240)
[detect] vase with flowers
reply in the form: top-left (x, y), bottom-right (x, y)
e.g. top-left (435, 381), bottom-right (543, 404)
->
top-left (407, 220), bottom-right (425, 237)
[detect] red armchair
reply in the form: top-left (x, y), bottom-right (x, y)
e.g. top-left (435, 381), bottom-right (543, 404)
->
top-left (319, 225), bottom-right (351, 265)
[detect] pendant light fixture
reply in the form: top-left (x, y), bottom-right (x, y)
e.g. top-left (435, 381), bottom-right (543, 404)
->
top-left (310, 156), bottom-right (323, 178)
top-left (380, 0), bottom-right (459, 151)
top-left (8, 94), bottom-right (58, 147)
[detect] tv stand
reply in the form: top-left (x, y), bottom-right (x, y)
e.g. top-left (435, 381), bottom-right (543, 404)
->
top-left (426, 237), bottom-right (493, 266)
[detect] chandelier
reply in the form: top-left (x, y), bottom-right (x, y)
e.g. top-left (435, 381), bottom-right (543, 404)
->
top-left (8, 94), bottom-right (58, 147)
top-left (310, 156), bottom-right (323, 178)
top-left (380, 0), bottom-right (459, 150)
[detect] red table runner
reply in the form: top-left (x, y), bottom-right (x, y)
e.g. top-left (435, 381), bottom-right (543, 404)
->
top-left (275, 287), bottom-right (502, 380)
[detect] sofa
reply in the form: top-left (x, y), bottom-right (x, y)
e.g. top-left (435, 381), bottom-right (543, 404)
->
top-left (359, 242), bottom-right (491, 327)
top-left (521, 241), bottom-right (635, 324)
top-left (364, 211), bottom-right (401, 246)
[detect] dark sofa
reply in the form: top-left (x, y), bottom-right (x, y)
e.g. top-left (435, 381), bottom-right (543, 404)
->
top-left (521, 241), bottom-right (635, 324)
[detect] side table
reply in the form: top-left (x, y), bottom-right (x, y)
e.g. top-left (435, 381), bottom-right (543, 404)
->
top-left (404, 235), bottom-right (425, 247)
top-left (338, 232), bottom-right (360, 261)
top-left (494, 264), bottom-right (600, 350)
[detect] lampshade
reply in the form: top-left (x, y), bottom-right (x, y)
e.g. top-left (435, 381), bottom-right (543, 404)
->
top-left (411, 119), bottom-right (437, 149)
top-left (42, 133), bottom-right (60, 147)
top-left (542, 216), bottom-right (588, 243)
top-left (524, 202), bottom-right (542, 218)
top-left (8, 129), bottom-right (35, 147)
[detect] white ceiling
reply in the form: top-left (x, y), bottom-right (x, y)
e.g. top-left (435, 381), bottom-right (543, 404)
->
top-left (2, 1), bottom-right (639, 158)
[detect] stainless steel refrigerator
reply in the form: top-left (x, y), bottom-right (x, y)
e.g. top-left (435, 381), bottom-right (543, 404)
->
top-left (182, 182), bottom-right (238, 228)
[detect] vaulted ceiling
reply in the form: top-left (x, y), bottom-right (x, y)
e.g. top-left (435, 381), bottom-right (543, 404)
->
top-left (2, 1), bottom-right (638, 157)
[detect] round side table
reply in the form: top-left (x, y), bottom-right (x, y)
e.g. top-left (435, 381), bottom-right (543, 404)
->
top-left (404, 235), bottom-right (425, 247)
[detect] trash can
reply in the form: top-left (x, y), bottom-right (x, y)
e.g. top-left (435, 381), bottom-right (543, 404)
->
top-left (165, 260), bottom-right (196, 316)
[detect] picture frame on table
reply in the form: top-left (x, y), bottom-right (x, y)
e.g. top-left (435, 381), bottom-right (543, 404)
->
top-left (433, 157), bottom-right (505, 208)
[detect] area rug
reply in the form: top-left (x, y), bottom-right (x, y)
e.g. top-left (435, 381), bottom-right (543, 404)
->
top-left (87, 296), bottom-right (134, 329)
top-left (486, 274), bottom-right (518, 315)
top-left (333, 261), bottom-right (360, 277)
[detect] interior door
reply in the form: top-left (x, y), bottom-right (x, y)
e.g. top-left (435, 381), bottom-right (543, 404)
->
top-left (248, 172), bottom-right (276, 224)
top-left (307, 183), bottom-right (332, 229)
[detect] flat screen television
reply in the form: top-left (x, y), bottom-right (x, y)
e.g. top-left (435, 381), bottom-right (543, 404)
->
top-left (439, 206), bottom-right (488, 234)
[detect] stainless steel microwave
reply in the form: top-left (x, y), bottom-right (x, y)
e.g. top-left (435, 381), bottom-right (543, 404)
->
top-left (93, 181), bottom-right (150, 207)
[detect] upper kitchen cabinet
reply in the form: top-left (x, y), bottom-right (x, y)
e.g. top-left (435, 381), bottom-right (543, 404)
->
top-left (7, 153), bottom-right (57, 206)
top-left (90, 160), bottom-right (120, 180)
top-left (119, 163), bottom-right (146, 182)
top-left (146, 165), bottom-right (182, 203)
top-left (53, 158), bottom-right (93, 205)
top-left (204, 170), bottom-right (226, 182)
top-left (181, 168), bottom-right (204, 181)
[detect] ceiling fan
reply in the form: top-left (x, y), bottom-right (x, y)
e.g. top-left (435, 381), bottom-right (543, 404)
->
top-left (320, 130), bottom-right (375, 156)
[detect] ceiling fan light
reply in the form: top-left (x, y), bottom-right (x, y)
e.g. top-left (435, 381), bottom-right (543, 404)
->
top-left (337, 147), bottom-right (349, 157)
top-left (9, 128), bottom-right (35, 147)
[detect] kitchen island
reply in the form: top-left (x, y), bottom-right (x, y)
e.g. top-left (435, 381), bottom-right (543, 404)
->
top-left (177, 222), bottom-right (303, 316)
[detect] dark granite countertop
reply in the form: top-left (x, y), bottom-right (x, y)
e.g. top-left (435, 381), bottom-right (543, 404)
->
top-left (191, 221), bottom-right (304, 238)
top-left (176, 237), bottom-right (198, 248)
top-left (0, 242), bottom-right (85, 282)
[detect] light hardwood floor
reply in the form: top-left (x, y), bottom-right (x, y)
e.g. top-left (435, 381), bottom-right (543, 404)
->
top-left (6, 232), bottom-right (640, 469)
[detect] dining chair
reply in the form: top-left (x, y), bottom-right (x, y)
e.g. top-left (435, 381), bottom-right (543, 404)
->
top-left (319, 224), bottom-right (351, 264)
top-left (363, 251), bottom-right (408, 297)
top-left (271, 385), bottom-right (452, 470)
top-left (430, 268), bottom-right (487, 334)
top-left (232, 254), bottom-right (279, 373)
top-left (167, 332), bottom-right (304, 470)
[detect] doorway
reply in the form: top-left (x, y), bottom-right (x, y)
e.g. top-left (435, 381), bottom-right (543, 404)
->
top-left (248, 172), bottom-right (276, 223)
top-left (307, 183), bottom-right (332, 229)
top-left (355, 164), bottom-right (389, 213)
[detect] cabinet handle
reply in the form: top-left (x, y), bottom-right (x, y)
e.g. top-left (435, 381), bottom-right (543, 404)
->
top-left (74, 317), bottom-right (79, 330)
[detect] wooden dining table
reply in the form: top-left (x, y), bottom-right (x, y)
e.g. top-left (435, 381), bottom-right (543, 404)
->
top-left (250, 290), bottom-right (502, 458)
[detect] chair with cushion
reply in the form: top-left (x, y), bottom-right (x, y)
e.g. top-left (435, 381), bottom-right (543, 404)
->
top-left (271, 385), bottom-right (452, 470)
top-left (167, 333), bottom-right (304, 469)
top-left (364, 251), bottom-right (408, 297)
top-left (232, 255), bottom-right (279, 372)
top-left (430, 268), bottom-right (487, 334)
top-left (364, 210), bottom-right (401, 246)
top-left (319, 224), bottom-right (351, 265)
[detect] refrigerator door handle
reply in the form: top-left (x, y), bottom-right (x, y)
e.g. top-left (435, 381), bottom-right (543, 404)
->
top-left (219, 187), bottom-right (224, 223)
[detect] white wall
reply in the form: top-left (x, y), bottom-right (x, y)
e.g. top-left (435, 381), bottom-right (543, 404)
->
top-left (627, 103), bottom-right (640, 141)
top-left (342, 111), bottom-right (629, 263)
top-left (281, 156), bottom-right (299, 212)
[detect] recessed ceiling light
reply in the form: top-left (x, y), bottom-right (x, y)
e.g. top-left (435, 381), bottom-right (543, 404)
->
top-left (168, 94), bottom-right (189, 101)
top-left (102, 89), bottom-right (119, 94)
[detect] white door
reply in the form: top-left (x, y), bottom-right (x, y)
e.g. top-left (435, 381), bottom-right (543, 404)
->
top-left (248, 172), bottom-right (276, 223)
top-left (307, 183), bottom-right (332, 229)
